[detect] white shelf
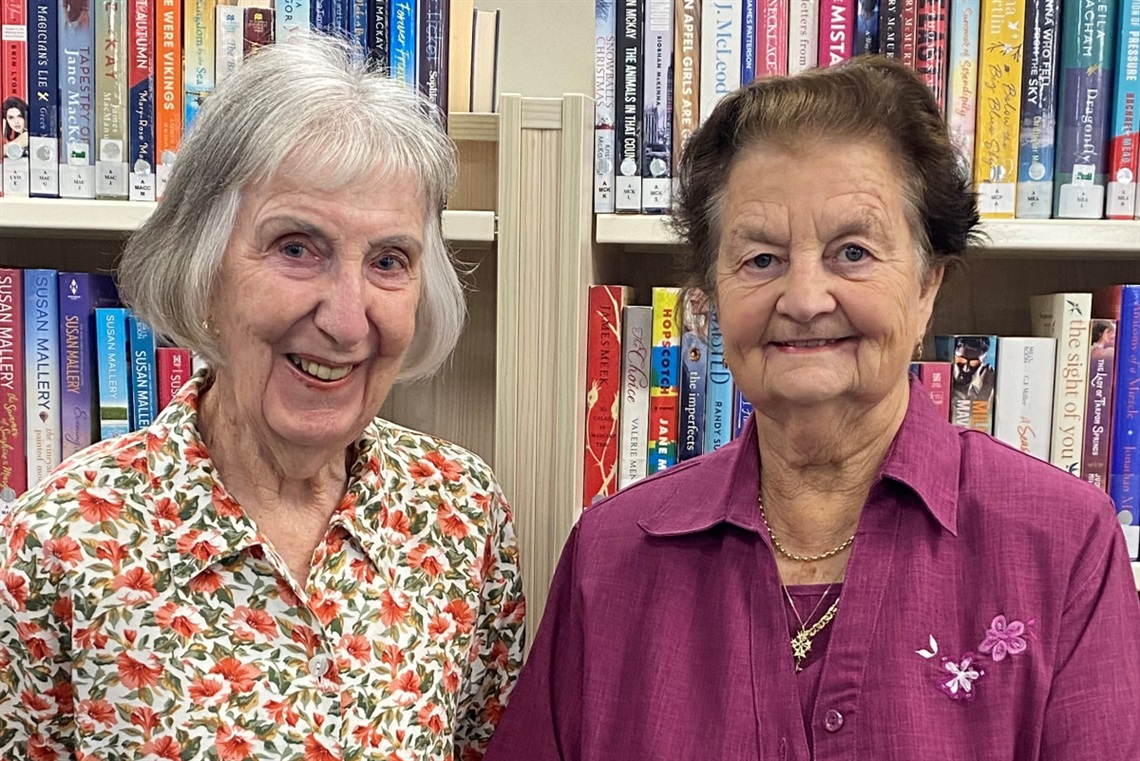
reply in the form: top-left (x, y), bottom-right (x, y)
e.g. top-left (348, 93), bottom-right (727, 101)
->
top-left (0, 198), bottom-right (496, 247)
top-left (595, 214), bottom-right (1140, 258)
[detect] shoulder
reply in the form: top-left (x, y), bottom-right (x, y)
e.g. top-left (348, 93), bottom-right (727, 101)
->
top-left (371, 418), bottom-right (498, 490)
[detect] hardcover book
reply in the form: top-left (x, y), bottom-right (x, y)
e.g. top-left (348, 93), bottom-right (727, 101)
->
top-left (1082, 318), bottom-right (1116, 492)
top-left (935, 334), bottom-right (998, 433)
top-left (24, 269), bottom-right (61, 488)
top-left (0, 269), bottom-right (26, 514)
top-left (618, 305), bottom-right (652, 489)
top-left (582, 285), bottom-right (629, 507)
top-left (993, 336), bottom-right (1056, 461)
top-left (648, 287), bottom-right (680, 474)
top-left (1030, 292), bottom-right (1092, 476)
top-left (1015, 0), bottom-right (1060, 218)
top-left (95, 307), bottom-right (131, 441)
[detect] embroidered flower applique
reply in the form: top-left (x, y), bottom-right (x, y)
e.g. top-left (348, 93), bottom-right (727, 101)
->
top-left (938, 653), bottom-right (984, 701)
top-left (978, 615), bottom-right (1029, 662)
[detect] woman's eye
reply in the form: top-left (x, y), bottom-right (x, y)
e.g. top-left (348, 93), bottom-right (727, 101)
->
top-left (375, 254), bottom-right (406, 271)
top-left (748, 253), bottom-right (775, 269)
top-left (280, 242), bottom-right (307, 258)
top-left (840, 244), bottom-right (869, 263)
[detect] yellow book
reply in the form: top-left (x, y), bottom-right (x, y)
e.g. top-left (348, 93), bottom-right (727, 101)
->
top-left (973, 0), bottom-right (1025, 217)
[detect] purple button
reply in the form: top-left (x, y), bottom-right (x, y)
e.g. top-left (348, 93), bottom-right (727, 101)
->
top-left (824, 709), bottom-right (844, 733)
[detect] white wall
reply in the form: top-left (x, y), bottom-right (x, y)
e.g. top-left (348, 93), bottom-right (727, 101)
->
top-left (476, 0), bottom-right (595, 98)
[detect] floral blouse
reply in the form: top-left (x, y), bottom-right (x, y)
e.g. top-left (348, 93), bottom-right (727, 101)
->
top-left (0, 372), bottom-right (525, 761)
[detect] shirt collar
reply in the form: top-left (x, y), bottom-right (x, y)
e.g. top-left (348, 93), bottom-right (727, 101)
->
top-left (638, 376), bottom-right (960, 538)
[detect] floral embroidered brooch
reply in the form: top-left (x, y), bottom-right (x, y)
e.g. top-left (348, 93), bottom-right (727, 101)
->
top-left (917, 614), bottom-right (1033, 701)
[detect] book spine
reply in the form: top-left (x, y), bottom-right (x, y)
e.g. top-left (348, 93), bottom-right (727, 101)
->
top-left (1030, 292), bottom-right (1092, 476)
top-left (1053, 0), bottom-right (1118, 219)
top-left (900, 0), bottom-right (916, 66)
top-left (594, 0), bottom-right (616, 213)
top-left (349, 0), bottom-right (367, 51)
top-left (24, 269), bottom-right (60, 487)
top-left (648, 287), bottom-right (680, 475)
top-left (129, 313), bottom-right (155, 429)
top-left (703, 306), bottom-right (733, 452)
top-left (59, 0), bottom-right (96, 199)
top-left (1107, 0), bottom-right (1140, 219)
top-left (215, 6), bottom-right (242, 84)
top-left (678, 327), bottom-right (707, 461)
top-left (642, 0), bottom-right (671, 212)
top-left (277, 0), bottom-right (312, 44)
top-left (974, 0), bottom-right (1024, 217)
top-left (417, 0), bottom-right (446, 115)
top-left (1014, 0), bottom-right (1059, 218)
top-left (183, 0), bottom-right (216, 132)
top-left (96, 307), bottom-right (130, 440)
top-left (2, 0), bottom-right (30, 197)
top-left (1106, 286), bottom-right (1140, 559)
top-left (0, 269), bottom-right (27, 512)
top-left (879, 0), bottom-right (901, 58)
top-left (94, 0), bottom-right (128, 198)
top-left (311, 0), bottom-right (331, 32)
top-left (732, 386), bottom-right (752, 437)
top-left (618, 305), bottom-right (652, 489)
top-left (58, 274), bottom-right (91, 460)
top-left (856, 0), bottom-right (879, 55)
top-left (934, 334), bottom-right (999, 433)
top-left (992, 337), bottom-right (1056, 461)
top-left (741, 0), bottom-right (755, 84)
top-left (154, 0), bottom-right (179, 199)
top-left (156, 346), bottom-right (190, 409)
top-left (390, 0), bottom-right (417, 90)
top-left (615, 0), bottom-right (642, 211)
top-left (243, 6), bottom-right (274, 56)
top-left (788, 0), bottom-right (818, 73)
top-left (582, 285), bottom-right (628, 507)
top-left (910, 361), bottom-right (951, 421)
top-left (914, 0), bottom-right (948, 110)
top-left (758, 0), bottom-right (788, 76)
top-left (1081, 318), bottom-right (1116, 492)
top-left (944, 0), bottom-right (978, 177)
top-left (699, 0), bottom-right (740, 120)
top-left (29, 0), bottom-right (59, 197)
top-left (367, 0), bottom-right (389, 71)
top-left (819, 0), bottom-right (853, 67)
top-left (128, 0), bottom-right (154, 202)
top-left (672, 0), bottom-right (699, 179)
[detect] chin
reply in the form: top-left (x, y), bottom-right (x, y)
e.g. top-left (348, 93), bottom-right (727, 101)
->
top-left (270, 411), bottom-right (367, 452)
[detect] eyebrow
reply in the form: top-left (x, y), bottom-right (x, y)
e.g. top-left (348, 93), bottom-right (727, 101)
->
top-left (260, 215), bottom-right (424, 254)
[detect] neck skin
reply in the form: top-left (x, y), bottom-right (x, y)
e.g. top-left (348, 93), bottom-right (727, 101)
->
top-left (756, 381), bottom-right (910, 564)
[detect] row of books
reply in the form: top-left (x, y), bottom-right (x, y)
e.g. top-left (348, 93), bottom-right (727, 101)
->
top-left (0, 0), bottom-right (501, 201)
top-left (0, 268), bottom-right (194, 511)
top-left (593, 0), bottom-right (1140, 220)
top-left (581, 285), bottom-right (1140, 560)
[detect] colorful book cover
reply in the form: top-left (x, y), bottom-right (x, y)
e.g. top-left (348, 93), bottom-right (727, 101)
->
top-left (58, 272), bottom-right (118, 459)
top-left (945, 0), bottom-right (979, 177)
top-left (1107, 0), bottom-right (1140, 219)
top-left (390, 0), bottom-right (417, 90)
top-left (741, 0), bottom-right (755, 83)
top-left (1053, 0), bottom-right (1118, 219)
top-left (641, 0), bottom-right (671, 212)
top-left (909, 360), bottom-right (951, 421)
top-left (417, 0), bottom-right (448, 118)
top-left (0, 269), bottom-right (27, 514)
top-left (856, 0), bottom-right (880, 55)
top-left (276, 0), bottom-right (312, 44)
top-left (993, 336), bottom-right (1056, 461)
top-left (129, 313), bottom-right (156, 430)
top-left (788, 0), bottom-right (819, 73)
top-left (678, 313), bottom-right (708, 462)
top-left (2, 0), bottom-right (31, 196)
top-left (671, 0), bottom-right (698, 188)
top-left (156, 346), bottom-right (191, 409)
top-left (594, 0), bottom-right (616, 213)
top-left (648, 287), bottom-right (680, 474)
top-left (1015, 0), bottom-right (1060, 218)
top-left (29, 0), bottom-right (60, 197)
top-left (618, 305), bottom-right (652, 489)
top-left (128, 0), bottom-right (155, 202)
top-left (1030, 292), bottom-right (1092, 476)
top-left (59, 0), bottom-right (96, 199)
top-left (819, 0), bottom-right (854, 67)
top-left (1082, 318), bottom-right (1116, 492)
top-left (732, 386), bottom-right (753, 438)
top-left (914, 0), bottom-right (948, 110)
top-left (699, 0), bottom-right (740, 120)
top-left (183, 0), bottom-right (216, 133)
top-left (616, 0), bottom-right (642, 211)
top-left (974, 0), bottom-right (1024, 217)
top-left (758, 0), bottom-right (789, 77)
top-left (154, 0), bottom-right (181, 199)
top-left (24, 269), bottom-right (60, 488)
top-left (94, 0), bottom-right (128, 198)
top-left (582, 285), bottom-right (629, 507)
top-left (935, 334), bottom-right (998, 433)
top-left (95, 307), bottom-right (130, 440)
top-left (243, 6), bottom-right (274, 57)
top-left (703, 306), bottom-right (733, 452)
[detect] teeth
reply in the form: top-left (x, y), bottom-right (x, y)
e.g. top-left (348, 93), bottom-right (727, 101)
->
top-left (290, 355), bottom-right (351, 381)
top-left (786, 339), bottom-right (832, 347)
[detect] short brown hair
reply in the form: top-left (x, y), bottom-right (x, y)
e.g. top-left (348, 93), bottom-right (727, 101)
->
top-left (671, 55), bottom-right (982, 294)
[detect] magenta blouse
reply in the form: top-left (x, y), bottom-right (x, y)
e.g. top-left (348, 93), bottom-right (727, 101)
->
top-left (485, 379), bottom-right (1140, 760)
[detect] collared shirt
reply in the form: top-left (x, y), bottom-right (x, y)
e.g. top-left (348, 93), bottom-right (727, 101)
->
top-left (0, 372), bottom-right (525, 761)
top-left (484, 378), bottom-right (1140, 761)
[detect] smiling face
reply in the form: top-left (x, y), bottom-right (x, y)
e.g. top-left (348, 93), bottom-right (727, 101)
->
top-left (714, 139), bottom-right (942, 414)
top-left (207, 169), bottom-right (425, 455)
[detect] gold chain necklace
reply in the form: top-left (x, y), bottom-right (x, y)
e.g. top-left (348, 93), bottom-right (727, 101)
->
top-left (758, 496), bottom-right (856, 563)
top-left (784, 586), bottom-right (840, 672)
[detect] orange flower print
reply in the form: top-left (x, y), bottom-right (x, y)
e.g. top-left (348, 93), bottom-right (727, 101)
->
top-left (409, 457), bottom-right (439, 483)
top-left (150, 498), bottom-right (183, 534)
top-left (27, 733), bottom-right (60, 761)
top-left (21, 690), bottom-right (51, 712)
top-left (77, 698), bottom-right (116, 730)
top-left (51, 596), bottom-right (73, 627)
top-left (154, 602), bottom-right (206, 639)
top-left (351, 723), bottom-right (384, 748)
top-left (189, 567), bottom-right (226, 594)
top-left (436, 503), bottom-right (468, 539)
top-left (215, 724), bottom-right (257, 760)
top-left (229, 606), bottom-right (279, 642)
top-left (3, 570), bottom-right (30, 610)
top-left (444, 598), bottom-right (476, 634)
top-left (417, 702), bottom-right (446, 734)
top-left (427, 614), bottom-right (457, 642)
top-left (383, 509), bottom-right (411, 544)
top-left (74, 625), bottom-right (108, 650)
top-left (388, 670), bottom-right (422, 706)
top-left (112, 567), bottom-right (158, 605)
top-left (174, 528), bottom-right (226, 562)
top-left (380, 643), bottom-right (404, 674)
top-left (408, 544), bottom-right (446, 577)
top-left (290, 624), bottom-right (320, 656)
top-left (381, 589), bottom-right (411, 627)
top-left (41, 536), bottom-right (82, 570)
top-left (95, 539), bottom-right (128, 574)
top-left (349, 556), bottom-right (377, 584)
top-left (265, 699), bottom-right (301, 727)
top-left (189, 675), bottom-right (231, 707)
top-left (114, 447), bottom-right (147, 474)
top-left (212, 485), bottom-right (244, 518)
top-left (424, 451), bottom-right (463, 482)
top-left (140, 736), bottom-right (182, 760)
top-left (130, 705), bottom-right (160, 735)
top-left (210, 657), bottom-right (261, 693)
top-left (442, 660), bottom-right (461, 694)
top-left (24, 635), bottom-right (53, 661)
top-left (338, 634), bottom-right (372, 667)
top-left (116, 651), bottom-right (163, 689)
top-left (76, 487), bottom-right (124, 524)
top-left (481, 695), bottom-right (505, 726)
top-left (472, 491), bottom-right (493, 514)
top-left (44, 680), bottom-right (74, 714)
top-left (303, 735), bottom-right (342, 761)
top-left (309, 588), bottom-right (344, 627)
top-left (5, 519), bottom-right (29, 560)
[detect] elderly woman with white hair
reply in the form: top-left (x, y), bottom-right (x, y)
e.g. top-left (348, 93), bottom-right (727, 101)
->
top-left (0, 35), bottom-right (524, 760)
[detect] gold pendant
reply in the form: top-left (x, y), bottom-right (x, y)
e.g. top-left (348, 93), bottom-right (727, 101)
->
top-left (791, 630), bottom-right (812, 672)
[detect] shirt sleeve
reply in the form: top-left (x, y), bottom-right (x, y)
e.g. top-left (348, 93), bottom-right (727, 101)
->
top-left (0, 508), bottom-right (76, 759)
top-left (1039, 502), bottom-right (1140, 759)
top-left (482, 523), bottom-right (585, 761)
top-left (453, 485), bottom-right (527, 761)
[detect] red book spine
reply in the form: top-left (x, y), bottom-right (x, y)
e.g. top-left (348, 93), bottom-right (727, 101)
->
top-left (156, 346), bottom-right (191, 409)
top-left (757, 0), bottom-right (789, 76)
top-left (1082, 319), bottom-right (1116, 492)
top-left (915, 0), bottom-right (949, 110)
top-left (243, 7), bottom-right (274, 57)
top-left (914, 361), bottom-right (951, 422)
top-left (582, 285), bottom-right (628, 508)
top-left (818, 0), bottom-right (854, 67)
top-left (0, 269), bottom-right (27, 508)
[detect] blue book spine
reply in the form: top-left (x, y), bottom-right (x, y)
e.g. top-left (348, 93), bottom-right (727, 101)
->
top-left (856, 0), bottom-right (881, 54)
top-left (351, 0), bottom-right (369, 48)
top-left (333, 0), bottom-right (351, 35)
top-left (703, 308), bottom-right (734, 452)
top-left (733, 386), bottom-right (754, 438)
top-left (1109, 286), bottom-right (1140, 559)
top-left (741, 0), bottom-right (756, 84)
top-left (129, 314), bottom-right (156, 429)
top-left (312, 0), bottom-right (334, 32)
top-left (678, 329), bottom-right (708, 461)
top-left (23, 270), bottom-right (61, 487)
top-left (96, 308), bottom-right (132, 441)
top-left (1015, 0), bottom-right (1060, 218)
top-left (59, 0), bottom-right (96, 199)
top-left (276, 0), bottom-right (313, 42)
top-left (58, 273), bottom-right (118, 459)
top-left (390, 0), bottom-right (418, 88)
top-left (29, 0), bottom-right (60, 197)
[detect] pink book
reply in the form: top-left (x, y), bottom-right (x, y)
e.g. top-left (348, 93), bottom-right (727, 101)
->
top-left (818, 0), bottom-right (854, 67)
top-left (0, 269), bottom-right (27, 511)
top-left (156, 347), bottom-right (192, 410)
top-left (757, 0), bottom-right (789, 76)
top-left (910, 360), bottom-right (951, 422)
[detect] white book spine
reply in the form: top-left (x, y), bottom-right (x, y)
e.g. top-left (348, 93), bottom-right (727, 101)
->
top-left (276, 0), bottom-right (311, 43)
top-left (787, 0), bottom-right (818, 74)
top-left (594, 0), bottom-right (616, 213)
top-left (619, 306), bottom-right (653, 489)
top-left (700, 0), bottom-right (742, 121)
top-left (215, 7), bottom-right (243, 85)
top-left (1030, 292), bottom-right (1092, 477)
top-left (993, 337), bottom-right (1057, 461)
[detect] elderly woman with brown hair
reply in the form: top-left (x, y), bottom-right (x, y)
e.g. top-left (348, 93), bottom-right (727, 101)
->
top-left (485, 56), bottom-right (1140, 760)
top-left (0, 34), bottom-right (523, 760)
